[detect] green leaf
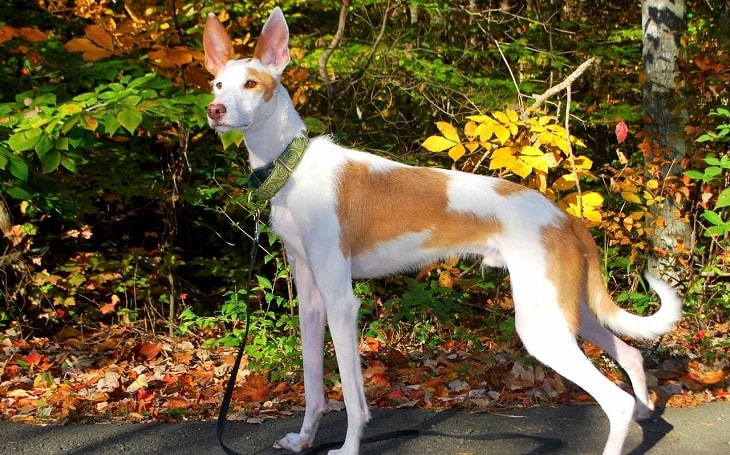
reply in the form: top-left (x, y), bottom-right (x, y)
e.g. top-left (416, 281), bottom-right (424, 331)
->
top-left (682, 170), bottom-right (705, 181)
top-left (61, 113), bottom-right (81, 134)
top-left (55, 137), bottom-right (69, 151)
top-left (220, 129), bottom-right (244, 149)
top-left (41, 150), bottom-right (61, 173)
top-left (705, 155), bottom-right (721, 166)
top-left (304, 117), bottom-right (326, 135)
top-left (8, 129), bottom-right (41, 152)
top-left (702, 210), bottom-right (726, 227)
top-left (705, 225), bottom-right (727, 237)
top-left (9, 159), bottom-right (29, 181)
top-left (60, 154), bottom-right (77, 173)
top-left (102, 113), bottom-right (122, 136)
top-left (5, 185), bottom-right (33, 200)
top-left (117, 109), bottom-right (143, 134)
top-left (715, 188), bottom-right (730, 209)
top-left (256, 275), bottom-right (273, 290)
top-left (34, 135), bottom-right (54, 157)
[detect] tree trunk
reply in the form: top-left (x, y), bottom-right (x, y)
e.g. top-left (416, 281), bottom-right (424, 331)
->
top-left (641, 0), bottom-right (692, 283)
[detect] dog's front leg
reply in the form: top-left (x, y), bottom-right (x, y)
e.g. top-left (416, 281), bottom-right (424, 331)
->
top-left (277, 255), bottom-right (328, 452)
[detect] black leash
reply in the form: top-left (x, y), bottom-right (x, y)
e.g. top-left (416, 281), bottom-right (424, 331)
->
top-left (216, 208), bottom-right (259, 455)
top-left (216, 209), bottom-right (562, 455)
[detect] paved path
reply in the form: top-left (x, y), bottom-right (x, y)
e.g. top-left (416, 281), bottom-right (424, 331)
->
top-left (1, 402), bottom-right (727, 454)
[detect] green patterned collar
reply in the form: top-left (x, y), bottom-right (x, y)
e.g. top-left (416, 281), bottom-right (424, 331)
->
top-left (248, 133), bottom-right (309, 200)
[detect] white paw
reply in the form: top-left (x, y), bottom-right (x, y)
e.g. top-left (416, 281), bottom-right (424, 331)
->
top-left (327, 449), bottom-right (358, 455)
top-left (633, 399), bottom-right (654, 421)
top-left (275, 432), bottom-right (313, 453)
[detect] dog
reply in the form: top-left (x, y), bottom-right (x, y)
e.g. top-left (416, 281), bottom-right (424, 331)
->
top-left (203, 8), bottom-right (682, 455)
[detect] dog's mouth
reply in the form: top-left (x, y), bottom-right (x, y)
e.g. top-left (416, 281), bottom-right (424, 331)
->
top-left (208, 119), bottom-right (251, 131)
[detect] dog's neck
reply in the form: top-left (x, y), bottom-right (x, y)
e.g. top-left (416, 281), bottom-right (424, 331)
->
top-left (242, 84), bottom-right (307, 169)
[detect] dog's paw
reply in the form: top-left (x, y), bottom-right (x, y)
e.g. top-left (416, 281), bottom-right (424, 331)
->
top-left (633, 399), bottom-right (655, 421)
top-left (274, 433), bottom-right (313, 453)
top-left (327, 449), bottom-right (358, 455)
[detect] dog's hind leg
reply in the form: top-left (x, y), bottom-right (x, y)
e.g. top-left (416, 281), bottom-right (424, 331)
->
top-left (578, 304), bottom-right (655, 420)
top-left (321, 281), bottom-right (370, 455)
top-left (513, 286), bottom-right (634, 455)
top-left (277, 255), bottom-right (328, 452)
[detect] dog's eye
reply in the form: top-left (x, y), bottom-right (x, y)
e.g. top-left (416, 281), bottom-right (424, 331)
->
top-left (244, 80), bottom-right (258, 89)
top-left (215, 82), bottom-right (222, 90)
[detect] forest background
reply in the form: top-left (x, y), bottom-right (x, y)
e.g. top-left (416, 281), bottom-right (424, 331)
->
top-left (0, 0), bottom-right (728, 424)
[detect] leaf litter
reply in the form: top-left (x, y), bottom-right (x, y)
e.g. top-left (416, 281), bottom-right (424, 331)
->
top-left (0, 322), bottom-right (727, 425)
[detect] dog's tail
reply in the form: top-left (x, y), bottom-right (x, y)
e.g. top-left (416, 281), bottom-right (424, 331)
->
top-left (571, 217), bottom-right (682, 340)
top-left (593, 273), bottom-right (682, 340)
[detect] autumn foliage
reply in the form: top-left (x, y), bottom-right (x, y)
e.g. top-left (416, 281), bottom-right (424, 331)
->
top-left (0, 0), bottom-right (728, 424)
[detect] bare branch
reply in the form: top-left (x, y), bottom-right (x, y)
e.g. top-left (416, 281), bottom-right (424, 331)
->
top-left (319, 0), bottom-right (350, 102)
top-left (531, 57), bottom-right (595, 110)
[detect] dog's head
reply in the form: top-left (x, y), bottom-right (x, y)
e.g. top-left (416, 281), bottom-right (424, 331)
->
top-left (203, 8), bottom-right (291, 132)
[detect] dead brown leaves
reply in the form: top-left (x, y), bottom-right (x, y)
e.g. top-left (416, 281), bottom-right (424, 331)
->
top-left (1, 323), bottom-right (727, 425)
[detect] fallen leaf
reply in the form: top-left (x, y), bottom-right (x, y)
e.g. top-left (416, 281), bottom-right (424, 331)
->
top-left (127, 374), bottom-right (148, 394)
top-left (22, 349), bottom-right (42, 366)
top-left (133, 343), bottom-right (161, 360)
top-left (615, 121), bottom-right (628, 143)
top-left (85, 24), bottom-right (114, 51)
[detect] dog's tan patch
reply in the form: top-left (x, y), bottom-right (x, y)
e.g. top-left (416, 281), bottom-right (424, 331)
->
top-left (494, 179), bottom-right (530, 196)
top-left (541, 218), bottom-right (586, 333)
top-left (571, 215), bottom-right (622, 322)
top-left (336, 162), bottom-right (502, 258)
top-left (247, 68), bottom-right (277, 102)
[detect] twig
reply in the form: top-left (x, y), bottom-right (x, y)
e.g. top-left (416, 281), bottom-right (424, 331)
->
top-left (319, 0), bottom-right (350, 102)
top-left (531, 57), bottom-right (595, 110)
top-left (564, 86), bottom-right (583, 219)
top-left (494, 40), bottom-right (522, 109)
top-left (356, 1), bottom-right (393, 80)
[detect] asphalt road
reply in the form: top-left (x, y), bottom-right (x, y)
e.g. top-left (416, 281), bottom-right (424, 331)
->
top-left (1, 402), bottom-right (727, 455)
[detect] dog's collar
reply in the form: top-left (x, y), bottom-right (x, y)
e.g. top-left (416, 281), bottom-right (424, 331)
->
top-left (248, 132), bottom-right (309, 200)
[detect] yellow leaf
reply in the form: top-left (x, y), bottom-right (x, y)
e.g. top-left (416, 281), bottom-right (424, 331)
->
top-left (646, 179), bottom-right (659, 189)
top-left (494, 123), bottom-right (511, 144)
top-left (530, 172), bottom-right (548, 194)
top-left (542, 151), bottom-right (560, 168)
top-left (582, 206), bottom-right (603, 223)
top-left (492, 110), bottom-right (510, 124)
top-left (467, 114), bottom-right (492, 123)
top-left (464, 121), bottom-right (478, 140)
top-left (436, 121), bottom-right (460, 143)
top-left (475, 121), bottom-right (510, 144)
top-left (520, 146), bottom-right (548, 174)
top-left (465, 142), bottom-right (480, 153)
top-left (621, 191), bottom-right (642, 204)
top-left (581, 191), bottom-right (604, 207)
top-left (553, 174), bottom-right (577, 191)
top-left (560, 191), bottom-right (603, 222)
top-left (448, 144), bottom-right (466, 161)
top-left (571, 155), bottom-right (593, 171)
top-left (422, 135), bottom-right (456, 152)
top-left (489, 147), bottom-right (516, 170)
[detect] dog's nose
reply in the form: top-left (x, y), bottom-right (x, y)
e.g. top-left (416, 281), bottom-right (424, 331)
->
top-left (207, 103), bottom-right (227, 122)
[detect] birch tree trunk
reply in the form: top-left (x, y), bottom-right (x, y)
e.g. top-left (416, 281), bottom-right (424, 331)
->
top-left (642, 0), bottom-right (692, 282)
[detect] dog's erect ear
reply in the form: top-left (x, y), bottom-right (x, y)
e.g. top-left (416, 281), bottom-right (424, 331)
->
top-left (203, 13), bottom-right (235, 76)
top-left (253, 7), bottom-right (290, 76)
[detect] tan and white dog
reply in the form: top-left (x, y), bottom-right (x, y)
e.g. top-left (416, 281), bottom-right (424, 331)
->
top-left (203, 8), bottom-right (682, 455)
